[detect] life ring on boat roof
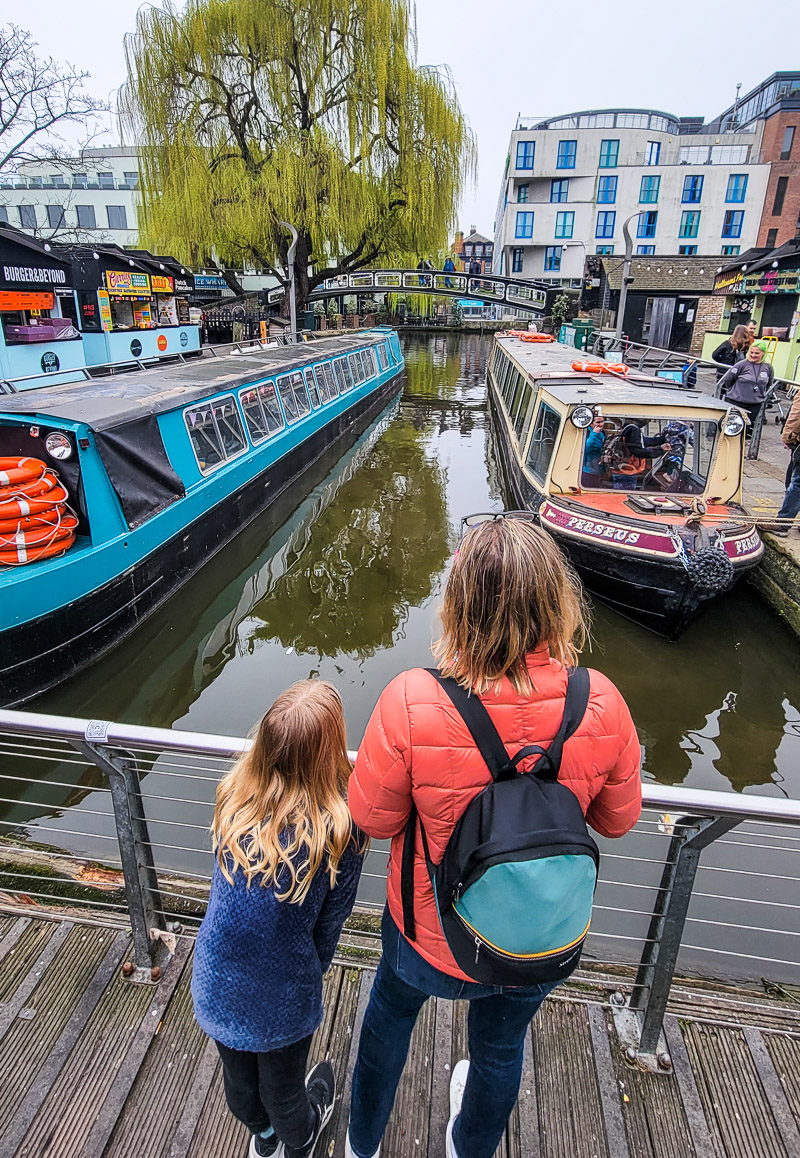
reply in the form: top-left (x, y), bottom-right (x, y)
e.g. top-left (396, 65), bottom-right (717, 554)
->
top-left (520, 333), bottom-right (555, 343)
top-left (0, 457), bottom-right (48, 488)
top-left (571, 361), bottom-right (629, 375)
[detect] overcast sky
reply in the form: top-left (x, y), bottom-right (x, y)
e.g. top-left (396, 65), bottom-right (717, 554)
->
top-left (16, 0), bottom-right (796, 239)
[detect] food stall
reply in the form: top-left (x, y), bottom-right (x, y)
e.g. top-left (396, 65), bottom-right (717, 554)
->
top-left (0, 224), bottom-right (87, 389)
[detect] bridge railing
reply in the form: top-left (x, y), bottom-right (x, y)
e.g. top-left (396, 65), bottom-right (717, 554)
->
top-left (0, 707), bottom-right (798, 1065)
top-left (308, 269), bottom-right (550, 315)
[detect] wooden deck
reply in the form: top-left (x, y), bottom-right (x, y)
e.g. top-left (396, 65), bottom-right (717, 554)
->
top-left (2, 910), bottom-right (800, 1158)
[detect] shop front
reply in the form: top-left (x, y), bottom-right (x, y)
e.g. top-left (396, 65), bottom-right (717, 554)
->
top-left (0, 225), bottom-right (87, 388)
top-left (702, 244), bottom-right (800, 384)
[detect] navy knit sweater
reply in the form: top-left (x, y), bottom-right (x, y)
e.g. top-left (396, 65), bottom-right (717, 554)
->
top-left (192, 836), bottom-right (363, 1052)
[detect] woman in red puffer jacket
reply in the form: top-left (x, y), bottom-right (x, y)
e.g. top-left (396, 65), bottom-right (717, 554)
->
top-left (345, 516), bottom-right (641, 1158)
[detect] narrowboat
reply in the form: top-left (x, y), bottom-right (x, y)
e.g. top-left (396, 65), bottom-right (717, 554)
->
top-left (487, 334), bottom-right (763, 639)
top-left (0, 328), bottom-right (404, 705)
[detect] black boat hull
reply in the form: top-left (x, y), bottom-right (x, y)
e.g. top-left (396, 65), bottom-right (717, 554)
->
top-left (1, 370), bottom-right (403, 707)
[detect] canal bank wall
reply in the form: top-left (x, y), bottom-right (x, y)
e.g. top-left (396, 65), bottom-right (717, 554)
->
top-left (749, 536), bottom-right (800, 636)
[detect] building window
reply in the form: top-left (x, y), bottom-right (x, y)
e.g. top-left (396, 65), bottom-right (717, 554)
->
top-left (107, 205), bottom-right (128, 229)
top-left (550, 179), bottom-right (569, 203)
top-left (682, 175), bottom-right (703, 203)
top-left (678, 245), bottom-right (698, 255)
top-left (557, 140), bottom-right (577, 169)
top-left (544, 246), bottom-right (562, 271)
top-left (76, 204), bottom-right (97, 229)
top-left (765, 229), bottom-right (779, 247)
top-left (18, 204), bottom-right (36, 229)
top-left (596, 211), bottom-right (615, 238)
top-left (722, 210), bottom-right (744, 238)
top-left (517, 183), bottom-right (529, 203)
top-left (516, 141), bottom-right (535, 170)
top-left (726, 173), bottom-right (748, 203)
top-left (637, 211), bottom-right (658, 238)
top-left (637, 245), bottom-right (655, 255)
top-left (599, 139), bottom-right (619, 168)
top-left (46, 204), bottom-right (65, 229)
top-left (98, 171), bottom-right (115, 189)
top-left (555, 211), bottom-right (574, 239)
top-left (680, 146), bottom-right (709, 165)
top-left (515, 211), bottom-right (534, 238)
top-left (720, 245), bottom-right (740, 256)
top-left (772, 176), bottom-right (788, 216)
top-left (596, 245), bottom-right (614, 254)
top-left (511, 247), bottom-right (523, 273)
top-left (72, 173), bottom-right (87, 189)
top-left (711, 145), bottom-right (748, 164)
top-left (597, 175), bottom-right (617, 203)
top-left (645, 141), bottom-right (661, 166)
top-left (639, 175), bottom-right (660, 203)
top-left (123, 171), bottom-right (139, 189)
top-left (679, 210), bottom-right (700, 238)
top-left (780, 126), bottom-right (795, 160)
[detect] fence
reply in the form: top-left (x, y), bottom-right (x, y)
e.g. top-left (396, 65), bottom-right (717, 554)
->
top-left (0, 707), bottom-right (799, 1065)
top-left (590, 335), bottom-right (796, 460)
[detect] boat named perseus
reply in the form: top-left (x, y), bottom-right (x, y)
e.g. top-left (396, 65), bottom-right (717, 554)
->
top-left (0, 328), bottom-right (404, 704)
top-left (487, 334), bottom-right (763, 639)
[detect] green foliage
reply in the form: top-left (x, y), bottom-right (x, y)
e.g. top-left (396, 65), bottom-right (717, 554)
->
top-left (121, 0), bottom-right (475, 310)
top-left (550, 293), bottom-right (571, 330)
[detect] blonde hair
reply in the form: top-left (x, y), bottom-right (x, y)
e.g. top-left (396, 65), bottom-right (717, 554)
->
top-left (433, 519), bottom-right (589, 694)
top-left (213, 680), bottom-right (356, 902)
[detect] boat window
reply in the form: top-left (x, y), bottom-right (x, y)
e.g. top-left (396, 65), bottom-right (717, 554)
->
top-left (513, 381), bottom-right (533, 440)
top-left (361, 349), bottom-right (374, 378)
top-left (348, 352), bottom-right (365, 384)
top-left (185, 394), bottom-right (247, 472)
top-left (376, 343), bottom-right (388, 371)
top-left (239, 382), bottom-right (285, 444)
top-left (304, 368), bottom-right (320, 408)
top-left (508, 372), bottom-right (526, 423)
top-left (319, 361), bottom-right (338, 401)
top-left (335, 357), bottom-right (354, 391)
top-left (579, 416), bottom-right (718, 494)
top-left (277, 372), bottom-right (310, 423)
top-left (525, 402), bottom-right (562, 484)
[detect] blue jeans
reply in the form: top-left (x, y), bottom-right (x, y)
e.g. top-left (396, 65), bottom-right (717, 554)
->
top-left (778, 448), bottom-right (800, 521)
top-left (348, 909), bottom-right (557, 1158)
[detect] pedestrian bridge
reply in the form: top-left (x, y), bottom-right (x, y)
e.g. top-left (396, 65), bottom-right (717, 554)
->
top-left (307, 268), bottom-right (551, 316)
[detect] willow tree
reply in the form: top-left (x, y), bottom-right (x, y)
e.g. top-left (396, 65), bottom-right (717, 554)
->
top-left (121, 0), bottom-right (474, 310)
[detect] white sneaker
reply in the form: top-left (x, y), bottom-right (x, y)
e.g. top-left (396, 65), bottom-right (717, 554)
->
top-left (445, 1060), bottom-right (470, 1158)
top-left (345, 1129), bottom-right (381, 1158)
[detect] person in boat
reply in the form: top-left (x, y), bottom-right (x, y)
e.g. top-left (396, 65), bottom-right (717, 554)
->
top-left (601, 420), bottom-right (669, 488)
top-left (712, 325), bottom-right (749, 388)
top-left (192, 680), bottom-right (365, 1158)
top-left (581, 411), bottom-right (607, 482)
top-left (344, 517), bottom-right (641, 1158)
top-left (717, 340), bottom-right (774, 436)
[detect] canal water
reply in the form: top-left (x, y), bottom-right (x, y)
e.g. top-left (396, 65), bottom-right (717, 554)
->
top-left (6, 332), bottom-right (800, 978)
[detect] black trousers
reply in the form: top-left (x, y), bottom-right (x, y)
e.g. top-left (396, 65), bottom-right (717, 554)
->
top-left (216, 1035), bottom-right (315, 1154)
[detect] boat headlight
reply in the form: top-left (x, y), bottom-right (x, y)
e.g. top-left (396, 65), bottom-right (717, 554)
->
top-left (571, 405), bottom-right (595, 429)
top-left (44, 432), bottom-right (73, 461)
top-left (721, 410), bottom-right (745, 437)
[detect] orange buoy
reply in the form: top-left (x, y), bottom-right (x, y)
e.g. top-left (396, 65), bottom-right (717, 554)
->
top-left (0, 482), bottom-right (69, 520)
top-left (0, 531), bottom-right (76, 566)
top-left (0, 508), bottom-right (68, 534)
top-left (0, 514), bottom-right (78, 547)
top-left (0, 457), bottom-right (47, 489)
top-left (571, 361), bottom-right (629, 375)
top-left (0, 470), bottom-right (60, 503)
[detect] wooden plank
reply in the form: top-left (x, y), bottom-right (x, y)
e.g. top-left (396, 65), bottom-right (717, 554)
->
top-left (0, 918), bottom-right (30, 967)
top-left (382, 995), bottom-right (436, 1156)
top-left (509, 1026), bottom-right (541, 1158)
top-left (587, 1004), bottom-right (630, 1158)
top-left (185, 1067), bottom-right (248, 1158)
top-left (0, 919), bottom-right (70, 1015)
top-left (744, 1027), bottom-right (800, 1157)
top-left (79, 937), bottom-right (193, 1158)
top-left (683, 1022), bottom-right (788, 1158)
top-left (662, 1015), bottom-right (720, 1158)
top-left (532, 999), bottom-right (608, 1158)
top-left (428, 999), bottom-right (453, 1158)
top-left (333, 967), bottom-right (374, 1158)
top-left (312, 966), bottom-right (361, 1157)
top-left (0, 928), bottom-right (129, 1156)
top-left (763, 1032), bottom-right (800, 1131)
top-left (165, 1037), bottom-right (221, 1158)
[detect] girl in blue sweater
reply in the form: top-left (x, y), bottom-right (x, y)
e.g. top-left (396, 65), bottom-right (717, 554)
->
top-left (192, 680), bottom-right (365, 1158)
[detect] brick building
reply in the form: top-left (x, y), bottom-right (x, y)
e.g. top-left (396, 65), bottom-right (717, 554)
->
top-left (757, 107), bottom-right (800, 248)
top-left (454, 228), bottom-right (493, 274)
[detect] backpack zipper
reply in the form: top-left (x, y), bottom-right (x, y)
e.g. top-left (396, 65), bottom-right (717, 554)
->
top-left (474, 935), bottom-right (481, 965)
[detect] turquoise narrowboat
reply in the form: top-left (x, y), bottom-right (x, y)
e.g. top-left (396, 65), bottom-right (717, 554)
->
top-left (0, 328), bottom-right (404, 705)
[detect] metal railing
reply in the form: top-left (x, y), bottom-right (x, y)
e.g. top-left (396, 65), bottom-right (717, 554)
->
top-left (306, 268), bottom-right (550, 317)
top-left (0, 707), bottom-right (799, 1065)
top-left (590, 334), bottom-right (796, 459)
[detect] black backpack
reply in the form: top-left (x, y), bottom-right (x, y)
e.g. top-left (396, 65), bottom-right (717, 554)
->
top-left (400, 667), bottom-right (598, 986)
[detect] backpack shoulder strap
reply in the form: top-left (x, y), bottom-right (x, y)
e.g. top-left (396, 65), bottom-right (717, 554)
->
top-left (529, 666), bottom-right (591, 780)
top-left (425, 668), bottom-right (514, 782)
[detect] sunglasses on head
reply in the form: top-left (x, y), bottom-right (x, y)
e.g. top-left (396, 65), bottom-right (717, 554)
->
top-left (460, 510), bottom-right (538, 537)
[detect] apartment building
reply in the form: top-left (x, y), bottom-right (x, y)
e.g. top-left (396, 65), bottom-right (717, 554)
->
top-left (493, 74), bottom-right (800, 288)
top-left (0, 147), bottom-right (141, 246)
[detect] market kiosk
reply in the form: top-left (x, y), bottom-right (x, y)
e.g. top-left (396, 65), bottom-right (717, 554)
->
top-left (0, 224), bottom-right (87, 389)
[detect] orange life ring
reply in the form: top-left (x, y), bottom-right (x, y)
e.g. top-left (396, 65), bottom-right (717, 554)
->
top-left (0, 482), bottom-right (69, 520)
top-left (0, 457), bottom-right (47, 489)
top-left (521, 333), bottom-right (555, 343)
top-left (0, 508), bottom-right (69, 534)
top-left (571, 361), bottom-right (629, 375)
top-left (0, 531), bottom-right (75, 566)
top-left (0, 514), bottom-right (77, 548)
top-left (0, 470), bottom-right (60, 503)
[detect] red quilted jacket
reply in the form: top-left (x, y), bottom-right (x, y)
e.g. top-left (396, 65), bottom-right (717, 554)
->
top-left (349, 647), bottom-right (642, 981)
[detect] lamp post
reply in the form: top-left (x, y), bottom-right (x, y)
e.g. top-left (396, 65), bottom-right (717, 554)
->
top-left (278, 220), bottom-right (298, 337)
top-left (615, 212), bottom-right (645, 340)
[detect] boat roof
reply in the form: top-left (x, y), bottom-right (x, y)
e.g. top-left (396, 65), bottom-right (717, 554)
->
top-left (0, 332), bottom-right (388, 432)
top-left (495, 334), bottom-right (730, 413)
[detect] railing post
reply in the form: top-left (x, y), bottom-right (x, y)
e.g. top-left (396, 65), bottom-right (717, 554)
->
top-left (747, 400), bottom-right (767, 460)
top-left (74, 734), bottom-right (168, 976)
top-left (628, 814), bottom-right (741, 1058)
